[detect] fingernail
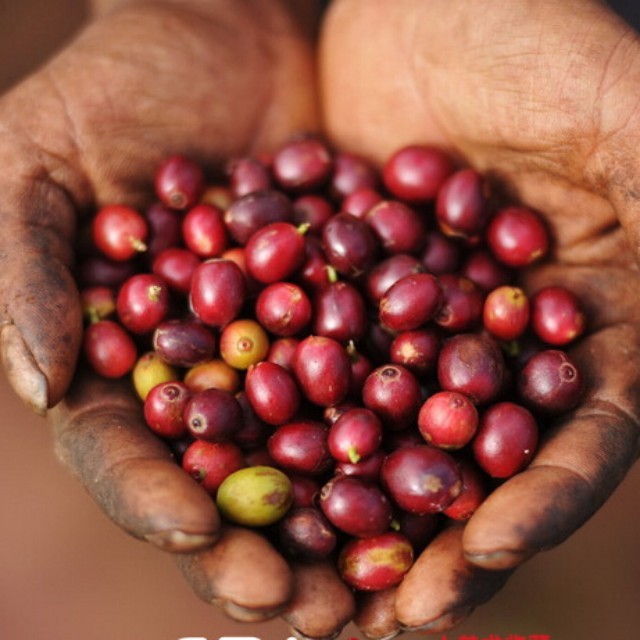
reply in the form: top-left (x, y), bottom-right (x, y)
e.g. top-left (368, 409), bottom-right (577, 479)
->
top-left (290, 628), bottom-right (339, 640)
top-left (144, 530), bottom-right (217, 552)
top-left (465, 548), bottom-right (533, 569)
top-left (1, 324), bottom-right (48, 415)
top-left (365, 631), bottom-right (400, 640)
top-left (214, 599), bottom-right (284, 622)
top-left (401, 608), bottom-right (471, 633)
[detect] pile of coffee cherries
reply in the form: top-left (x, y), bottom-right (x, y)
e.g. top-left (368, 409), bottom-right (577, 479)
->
top-left (78, 137), bottom-right (586, 592)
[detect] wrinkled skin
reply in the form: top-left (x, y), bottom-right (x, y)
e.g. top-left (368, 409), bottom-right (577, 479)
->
top-left (3, 0), bottom-right (640, 638)
top-left (322, 0), bottom-right (640, 635)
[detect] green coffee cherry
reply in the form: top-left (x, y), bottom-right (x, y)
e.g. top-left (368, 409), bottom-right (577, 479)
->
top-left (216, 466), bottom-right (293, 526)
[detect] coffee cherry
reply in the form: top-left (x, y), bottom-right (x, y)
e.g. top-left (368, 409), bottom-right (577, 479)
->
top-left (273, 136), bottom-right (333, 191)
top-left (328, 407), bottom-right (382, 463)
top-left (473, 401), bottom-right (538, 478)
top-left (436, 168), bottom-right (489, 239)
top-left (434, 274), bottom-right (484, 333)
top-left (322, 213), bottom-right (378, 278)
top-left (144, 380), bottom-right (191, 438)
top-left (343, 187), bottom-right (383, 219)
top-left (216, 466), bottom-right (293, 527)
top-left (189, 259), bottom-right (246, 328)
top-left (155, 155), bottom-right (204, 210)
top-left (517, 349), bottom-right (583, 413)
top-left (153, 318), bottom-right (216, 367)
top-left (224, 189), bottom-right (293, 245)
top-left (219, 319), bottom-right (270, 370)
top-left (437, 333), bottom-right (506, 405)
top-left (487, 206), bottom-right (549, 267)
top-left (483, 285), bottom-right (530, 341)
top-left (227, 156), bottom-right (271, 198)
top-left (245, 222), bottom-right (307, 283)
top-left (330, 151), bottom-right (378, 199)
top-left (381, 445), bottom-right (462, 514)
top-left (256, 282), bottom-right (312, 337)
top-left (116, 273), bottom-right (170, 335)
top-left (268, 421), bottom-right (333, 475)
top-left (278, 507), bottom-right (337, 560)
top-left (319, 475), bottom-right (392, 537)
top-left (93, 204), bottom-right (148, 261)
top-left (442, 458), bottom-right (487, 521)
top-left (183, 388), bottom-right (242, 442)
top-left (379, 273), bottom-right (442, 332)
top-left (338, 532), bottom-right (413, 591)
top-left (144, 203), bottom-right (182, 259)
top-left (365, 200), bottom-right (425, 255)
top-left (132, 351), bottom-right (178, 400)
top-left (313, 281), bottom-right (367, 344)
top-left (365, 253), bottom-right (425, 304)
top-left (530, 286), bottom-right (586, 346)
top-left (183, 358), bottom-right (240, 394)
top-left (362, 364), bottom-right (422, 430)
top-left (182, 203), bottom-right (228, 258)
top-left (152, 247), bottom-right (201, 294)
top-left (293, 194), bottom-right (334, 233)
top-left (389, 328), bottom-right (440, 375)
top-left (293, 336), bottom-right (351, 407)
top-left (182, 440), bottom-right (245, 494)
top-left (383, 145), bottom-right (454, 203)
top-left (418, 390), bottom-right (479, 450)
top-left (245, 361), bottom-right (301, 425)
top-left (83, 319), bottom-right (137, 378)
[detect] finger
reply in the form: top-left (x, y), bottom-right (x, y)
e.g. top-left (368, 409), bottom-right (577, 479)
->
top-left (50, 370), bottom-right (220, 552)
top-left (0, 163), bottom-right (82, 413)
top-left (353, 588), bottom-right (400, 640)
top-left (283, 561), bottom-right (355, 640)
top-left (394, 524), bottom-right (512, 632)
top-left (463, 323), bottom-right (640, 569)
top-left (175, 526), bottom-right (293, 622)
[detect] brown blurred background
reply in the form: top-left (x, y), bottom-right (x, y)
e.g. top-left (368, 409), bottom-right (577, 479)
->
top-left (2, 2), bottom-right (640, 639)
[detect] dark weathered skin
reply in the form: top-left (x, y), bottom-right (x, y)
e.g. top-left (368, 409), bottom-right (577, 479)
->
top-left (4, 0), bottom-right (640, 637)
top-left (321, 0), bottom-right (640, 635)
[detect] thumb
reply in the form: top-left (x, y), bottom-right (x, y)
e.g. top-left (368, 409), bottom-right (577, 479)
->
top-left (0, 160), bottom-right (82, 413)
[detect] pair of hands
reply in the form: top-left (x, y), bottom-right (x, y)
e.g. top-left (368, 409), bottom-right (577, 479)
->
top-left (3, 0), bottom-right (640, 637)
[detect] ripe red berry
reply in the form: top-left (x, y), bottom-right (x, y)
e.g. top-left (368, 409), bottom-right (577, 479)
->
top-left (379, 273), bottom-right (442, 332)
top-left (472, 401), bottom-right (538, 478)
top-left (381, 445), bottom-right (462, 514)
top-left (487, 206), bottom-right (549, 267)
top-left (144, 381), bottom-right (191, 438)
top-left (483, 285), bottom-right (530, 341)
top-left (245, 361), bottom-right (301, 425)
top-left (155, 155), bottom-right (204, 210)
top-left (338, 532), bottom-right (413, 591)
top-left (83, 319), bottom-right (137, 378)
top-left (182, 203), bottom-right (228, 258)
top-left (319, 475), bottom-right (392, 537)
top-left (530, 286), bottom-right (586, 346)
top-left (116, 273), bottom-right (170, 334)
top-left (293, 336), bottom-right (351, 407)
top-left (436, 168), bottom-right (489, 239)
top-left (189, 259), bottom-right (246, 328)
top-left (418, 390), bottom-right (479, 450)
top-left (182, 440), bottom-right (245, 494)
top-left (383, 145), bottom-right (454, 203)
top-left (245, 222), bottom-right (307, 283)
top-left (92, 204), bottom-right (148, 261)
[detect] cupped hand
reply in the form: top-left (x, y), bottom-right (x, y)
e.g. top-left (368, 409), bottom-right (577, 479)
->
top-left (321, 0), bottom-right (640, 636)
top-left (0, 0), bottom-right (357, 636)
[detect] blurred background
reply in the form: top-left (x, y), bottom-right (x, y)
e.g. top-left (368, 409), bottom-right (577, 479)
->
top-left (1, 1), bottom-right (640, 639)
